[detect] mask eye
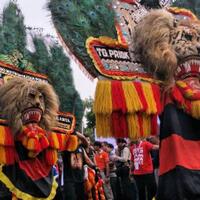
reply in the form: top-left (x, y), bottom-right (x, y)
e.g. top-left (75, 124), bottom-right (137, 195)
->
top-left (28, 93), bottom-right (35, 98)
top-left (39, 94), bottom-right (44, 101)
top-left (185, 33), bottom-right (193, 41)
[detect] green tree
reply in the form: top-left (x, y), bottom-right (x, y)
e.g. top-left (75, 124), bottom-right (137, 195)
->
top-left (48, 45), bottom-right (75, 112)
top-left (83, 97), bottom-right (95, 139)
top-left (49, 46), bottom-right (84, 129)
top-left (28, 37), bottom-right (50, 74)
top-left (73, 92), bottom-right (84, 131)
top-left (28, 37), bottom-right (84, 128)
top-left (0, 25), bottom-right (4, 52)
top-left (1, 2), bottom-right (26, 54)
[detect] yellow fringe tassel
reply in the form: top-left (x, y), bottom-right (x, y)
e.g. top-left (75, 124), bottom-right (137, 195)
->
top-left (27, 138), bottom-right (36, 150)
top-left (94, 80), bottom-right (160, 139)
top-left (93, 80), bottom-right (112, 114)
top-left (61, 134), bottom-right (68, 149)
top-left (0, 126), bottom-right (13, 146)
top-left (65, 135), bottom-right (78, 152)
top-left (28, 151), bottom-right (39, 158)
top-left (176, 80), bottom-right (187, 88)
top-left (0, 126), bottom-right (6, 145)
top-left (122, 81), bottom-right (143, 113)
top-left (176, 80), bottom-right (193, 98)
top-left (95, 115), bottom-right (112, 138)
top-left (94, 80), bottom-right (113, 138)
top-left (127, 114), bottom-right (140, 139)
top-left (50, 133), bottom-right (60, 149)
top-left (191, 100), bottom-right (200, 119)
top-left (0, 146), bottom-right (14, 164)
top-left (142, 82), bottom-right (157, 114)
top-left (0, 146), bottom-right (6, 163)
top-left (142, 114), bottom-right (151, 138)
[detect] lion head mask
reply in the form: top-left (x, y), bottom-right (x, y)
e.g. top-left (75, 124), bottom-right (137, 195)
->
top-left (132, 9), bottom-right (200, 85)
top-left (0, 77), bottom-right (59, 135)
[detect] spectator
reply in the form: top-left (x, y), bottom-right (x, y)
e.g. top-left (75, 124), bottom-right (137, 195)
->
top-left (94, 141), bottom-right (113, 200)
top-left (106, 143), bottom-right (119, 200)
top-left (130, 138), bottom-right (159, 200)
top-left (101, 141), bottom-right (109, 152)
top-left (62, 131), bottom-right (95, 200)
top-left (84, 134), bottom-right (95, 162)
top-left (113, 138), bottom-right (138, 200)
top-left (147, 136), bottom-right (160, 185)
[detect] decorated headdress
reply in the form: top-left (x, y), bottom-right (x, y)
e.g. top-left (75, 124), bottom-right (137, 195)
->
top-left (49, 0), bottom-right (200, 139)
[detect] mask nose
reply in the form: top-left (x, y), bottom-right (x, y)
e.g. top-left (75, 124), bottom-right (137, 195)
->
top-left (35, 101), bottom-right (40, 107)
top-left (35, 97), bottom-right (41, 107)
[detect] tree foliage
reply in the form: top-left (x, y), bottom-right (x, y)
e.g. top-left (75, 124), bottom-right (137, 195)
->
top-left (0, 2), bottom-right (26, 54)
top-left (83, 97), bottom-right (95, 138)
top-left (27, 37), bottom-right (84, 129)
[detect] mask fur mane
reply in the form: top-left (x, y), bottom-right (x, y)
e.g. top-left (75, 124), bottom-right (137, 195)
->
top-left (132, 9), bottom-right (200, 84)
top-left (0, 77), bottom-right (59, 135)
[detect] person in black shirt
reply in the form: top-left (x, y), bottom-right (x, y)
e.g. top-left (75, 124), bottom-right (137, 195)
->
top-left (62, 131), bottom-right (95, 200)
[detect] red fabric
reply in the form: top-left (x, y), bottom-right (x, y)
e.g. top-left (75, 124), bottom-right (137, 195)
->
top-left (138, 113), bottom-right (144, 137)
top-left (130, 141), bottom-right (154, 175)
top-left (5, 147), bottom-right (15, 164)
top-left (111, 81), bottom-right (128, 138)
top-left (4, 126), bottom-right (14, 146)
top-left (18, 156), bottom-right (52, 180)
top-left (171, 86), bottom-right (192, 114)
top-left (17, 124), bottom-right (49, 153)
top-left (151, 83), bottom-right (162, 114)
top-left (94, 150), bottom-right (109, 171)
top-left (120, 0), bottom-right (136, 4)
top-left (4, 127), bottom-right (15, 164)
top-left (159, 134), bottom-right (200, 176)
top-left (171, 86), bottom-right (185, 105)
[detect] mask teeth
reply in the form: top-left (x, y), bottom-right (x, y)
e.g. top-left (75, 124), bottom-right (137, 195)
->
top-left (176, 59), bottom-right (200, 78)
top-left (189, 59), bottom-right (197, 66)
top-left (175, 66), bottom-right (181, 76)
top-left (22, 109), bottom-right (42, 124)
top-left (184, 62), bottom-right (191, 73)
top-left (24, 113), bottom-right (30, 120)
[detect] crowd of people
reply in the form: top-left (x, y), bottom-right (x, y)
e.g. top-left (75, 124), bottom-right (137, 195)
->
top-left (53, 132), bottom-right (160, 200)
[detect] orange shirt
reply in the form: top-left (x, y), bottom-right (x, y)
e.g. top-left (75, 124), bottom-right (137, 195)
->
top-left (94, 150), bottom-right (109, 171)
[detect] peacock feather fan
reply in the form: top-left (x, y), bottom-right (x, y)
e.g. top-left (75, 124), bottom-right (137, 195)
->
top-left (48, 0), bottom-right (117, 78)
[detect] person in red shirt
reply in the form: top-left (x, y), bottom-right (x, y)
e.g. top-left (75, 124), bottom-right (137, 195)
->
top-left (94, 141), bottom-right (113, 200)
top-left (130, 138), bottom-right (159, 200)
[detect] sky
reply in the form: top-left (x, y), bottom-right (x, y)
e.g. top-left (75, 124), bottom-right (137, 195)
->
top-left (0, 0), bottom-right (97, 100)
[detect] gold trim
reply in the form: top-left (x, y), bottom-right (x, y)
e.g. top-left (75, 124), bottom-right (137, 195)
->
top-left (0, 165), bottom-right (58, 200)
